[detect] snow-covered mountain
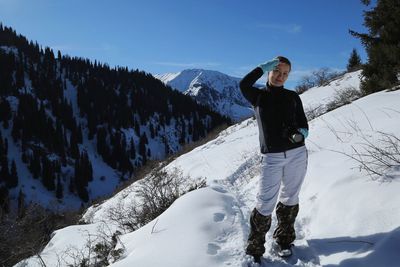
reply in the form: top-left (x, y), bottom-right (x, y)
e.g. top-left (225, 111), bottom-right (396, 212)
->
top-left (16, 71), bottom-right (400, 267)
top-left (155, 69), bottom-right (254, 122)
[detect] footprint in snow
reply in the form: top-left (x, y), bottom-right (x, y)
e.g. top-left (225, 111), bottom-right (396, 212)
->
top-left (213, 212), bottom-right (226, 222)
top-left (207, 243), bottom-right (221, 255)
top-left (210, 185), bottom-right (228, 194)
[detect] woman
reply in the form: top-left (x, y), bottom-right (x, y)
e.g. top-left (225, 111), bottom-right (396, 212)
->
top-left (240, 56), bottom-right (309, 263)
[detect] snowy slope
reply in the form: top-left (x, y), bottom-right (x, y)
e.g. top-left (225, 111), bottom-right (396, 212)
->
top-left (301, 70), bottom-right (362, 116)
top-left (16, 71), bottom-right (400, 267)
top-left (155, 69), bottom-right (253, 121)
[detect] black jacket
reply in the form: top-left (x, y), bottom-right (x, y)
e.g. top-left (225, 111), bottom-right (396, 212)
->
top-left (240, 67), bottom-right (308, 153)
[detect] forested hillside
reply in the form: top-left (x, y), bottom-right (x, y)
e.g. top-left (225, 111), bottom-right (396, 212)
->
top-left (0, 24), bottom-right (230, 210)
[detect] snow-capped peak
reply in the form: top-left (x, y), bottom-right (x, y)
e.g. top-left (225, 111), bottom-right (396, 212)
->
top-left (154, 69), bottom-right (252, 121)
top-left (155, 69), bottom-right (242, 94)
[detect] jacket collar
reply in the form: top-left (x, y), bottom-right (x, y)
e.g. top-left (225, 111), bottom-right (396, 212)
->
top-left (266, 82), bottom-right (284, 91)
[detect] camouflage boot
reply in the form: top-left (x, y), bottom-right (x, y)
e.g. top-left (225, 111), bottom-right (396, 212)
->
top-left (245, 208), bottom-right (272, 262)
top-left (273, 202), bottom-right (299, 250)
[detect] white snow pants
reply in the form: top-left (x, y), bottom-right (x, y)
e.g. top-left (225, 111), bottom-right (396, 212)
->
top-left (256, 145), bottom-right (308, 216)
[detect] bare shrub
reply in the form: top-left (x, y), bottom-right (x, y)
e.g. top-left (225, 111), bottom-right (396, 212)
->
top-left (305, 104), bottom-right (325, 121)
top-left (327, 117), bottom-right (400, 181)
top-left (295, 68), bottom-right (344, 94)
top-left (60, 226), bottom-right (124, 267)
top-left (18, 224), bottom-right (124, 267)
top-left (348, 132), bottom-right (400, 180)
top-left (326, 86), bottom-right (362, 112)
top-left (107, 165), bottom-right (206, 232)
top-left (304, 87), bottom-right (362, 121)
top-left (0, 204), bottom-right (80, 267)
top-left (91, 122), bottom-right (229, 207)
top-left (313, 68), bottom-right (343, 87)
top-left (295, 75), bottom-right (316, 94)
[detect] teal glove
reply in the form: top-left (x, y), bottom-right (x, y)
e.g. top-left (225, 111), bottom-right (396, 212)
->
top-left (298, 128), bottom-right (309, 139)
top-left (258, 58), bottom-right (280, 73)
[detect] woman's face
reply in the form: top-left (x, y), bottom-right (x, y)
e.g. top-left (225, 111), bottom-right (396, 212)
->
top-left (268, 62), bottom-right (291, 87)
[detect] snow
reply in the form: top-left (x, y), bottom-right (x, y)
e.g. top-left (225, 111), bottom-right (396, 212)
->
top-left (0, 45), bottom-right (19, 55)
top-left (155, 69), bottom-right (242, 94)
top-left (110, 187), bottom-right (245, 267)
top-left (301, 70), bottom-right (362, 114)
top-left (15, 71), bottom-right (400, 266)
top-left (34, 223), bottom-right (104, 267)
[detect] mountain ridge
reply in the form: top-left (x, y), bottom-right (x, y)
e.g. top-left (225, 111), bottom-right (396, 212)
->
top-left (155, 69), bottom-right (253, 122)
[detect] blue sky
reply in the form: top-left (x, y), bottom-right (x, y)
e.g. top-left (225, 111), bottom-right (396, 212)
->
top-left (0, 0), bottom-right (371, 88)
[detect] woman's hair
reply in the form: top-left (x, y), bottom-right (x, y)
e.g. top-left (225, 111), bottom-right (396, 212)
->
top-left (276, 56), bottom-right (291, 71)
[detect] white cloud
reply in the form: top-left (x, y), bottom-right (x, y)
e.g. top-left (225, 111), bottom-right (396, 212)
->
top-left (153, 61), bottom-right (221, 68)
top-left (257, 23), bottom-right (302, 34)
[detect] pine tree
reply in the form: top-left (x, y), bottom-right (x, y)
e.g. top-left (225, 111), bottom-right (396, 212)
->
top-left (0, 132), bottom-right (4, 159)
top-left (350, 0), bottom-right (400, 93)
top-left (15, 59), bottom-right (25, 89)
top-left (11, 111), bottom-right (22, 141)
top-left (163, 135), bottom-right (170, 156)
top-left (96, 127), bottom-right (107, 156)
top-left (77, 123), bottom-right (83, 144)
top-left (149, 122), bottom-right (155, 139)
top-left (134, 118), bottom-right (141, 136)
top-left (74, 151), bottom-right (91, 202)
top-left (0, 98), bottom-right (12, 129)
top-left (55, 119), bottom-right (65, 157)
top-left (41, 157), bottom-right (55, 191)
top-left (8, 160), bottom-right (18, 188)
top-left (347, 48), bottom-right (362, 72)
top-left (81, 151), bottom-right (93, 182)
top-left (0, 186), bottom-right (10, 215)
top-left (69, 177), bottom-right (75, 193)
top-left (139, 132), bottom-right (148, 164)
top-left (17, 189), bottom-right (25, 218)
top-left (179, 118), bottom-right (186, 144)
top-left (3, 138), bottom-right (7, 156)
top-left (0, 52), bottom-right (15, 96)
top-left (30, 148), bottom-right (41, 179)
top-left (56, 176), bottom-right (63, 199)
top-left (0, 156), bottom-right (9, 186)
top-left (129, 138), bottom-right (136, 159)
